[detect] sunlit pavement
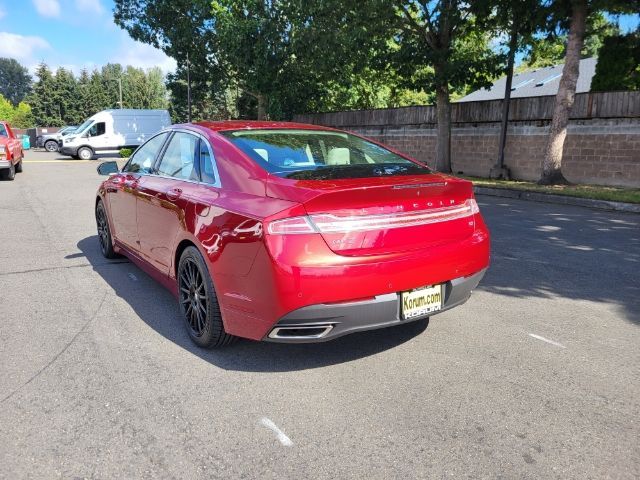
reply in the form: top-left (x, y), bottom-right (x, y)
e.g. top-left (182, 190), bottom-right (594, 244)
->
top-left (1, 150), bottom-right (638, 479)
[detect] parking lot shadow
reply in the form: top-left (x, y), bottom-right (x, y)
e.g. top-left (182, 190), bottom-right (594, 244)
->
top-left (75, 236), bottom-right (428, 372)
top-left (477, 198), bottom-right (640, 325)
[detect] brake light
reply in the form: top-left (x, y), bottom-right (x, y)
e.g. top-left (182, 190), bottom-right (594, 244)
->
top-left (267, 199), bottom-right (479, 235)
top-left (267, 216), bottom-right (316, 235)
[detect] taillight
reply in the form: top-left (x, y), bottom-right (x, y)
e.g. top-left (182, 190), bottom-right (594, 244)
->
top-left (267, 199), bottom-right (479, 235)
top-left (267, 216), bottom-right (317, 235)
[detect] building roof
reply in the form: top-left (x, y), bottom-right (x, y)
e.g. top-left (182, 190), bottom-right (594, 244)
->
top-left (457, 57), bottom-right (597, 102)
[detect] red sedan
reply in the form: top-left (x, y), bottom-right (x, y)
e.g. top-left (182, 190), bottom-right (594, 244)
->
top-left (95, 121), bottom-right (490, 347)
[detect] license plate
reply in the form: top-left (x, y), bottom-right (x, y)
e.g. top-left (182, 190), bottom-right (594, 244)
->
top-left (401, 284), bottom-right (443, 319)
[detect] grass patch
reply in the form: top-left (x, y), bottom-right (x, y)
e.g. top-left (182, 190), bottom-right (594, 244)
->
top-left (460, 176), bottom-right (640, 204)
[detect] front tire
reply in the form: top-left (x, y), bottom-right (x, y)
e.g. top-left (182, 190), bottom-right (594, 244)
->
top-left (44, 140), bottom-right (58, 152)
top-left (178, 246), bottom-right (235, 348)
top-left (78, 147), bottom-right (93, 160)
top-left (96, 200), bottom-right (117, 259)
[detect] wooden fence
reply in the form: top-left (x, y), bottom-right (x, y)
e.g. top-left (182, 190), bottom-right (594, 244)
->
top-left (294, 91), bottom-right (640, 127)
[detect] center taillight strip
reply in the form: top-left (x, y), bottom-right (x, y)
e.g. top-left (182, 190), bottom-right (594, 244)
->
top-left (267, 199), bottom-right (479, 235)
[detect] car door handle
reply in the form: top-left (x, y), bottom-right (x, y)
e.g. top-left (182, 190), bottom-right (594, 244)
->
top-left (166, 187), bottom-right (183, 200)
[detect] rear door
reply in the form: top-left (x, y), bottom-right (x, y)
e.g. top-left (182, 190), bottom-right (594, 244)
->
top-left (136, 131), bottom-right (201, 273)
top-left (106, 132), bottom-right (169, 250)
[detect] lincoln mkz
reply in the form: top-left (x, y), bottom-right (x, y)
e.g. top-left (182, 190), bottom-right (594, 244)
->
top-left (95, 121), bottom-right (490, 347)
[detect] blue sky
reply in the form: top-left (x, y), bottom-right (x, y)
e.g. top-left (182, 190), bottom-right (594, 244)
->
top-left (0, 0), bottom-right (175, 74)
top-left (0, 1), bottom-right (637, 77)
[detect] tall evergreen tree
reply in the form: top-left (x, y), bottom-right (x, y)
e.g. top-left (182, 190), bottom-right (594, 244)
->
top-left (53, 67), bottom-right (81, 124)
top-left (28, 63), bottom-right (61, 127)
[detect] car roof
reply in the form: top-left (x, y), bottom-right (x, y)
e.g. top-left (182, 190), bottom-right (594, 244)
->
top-left (193, 120), bottom-right (338, 133)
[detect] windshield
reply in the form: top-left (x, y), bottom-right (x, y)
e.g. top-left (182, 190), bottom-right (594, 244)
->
top-left (74, 120), bottom-right (93, 136)
top-left (0, 124), bottom-right (7, 137)
top-left (221, 129), bottom-right (431, 180)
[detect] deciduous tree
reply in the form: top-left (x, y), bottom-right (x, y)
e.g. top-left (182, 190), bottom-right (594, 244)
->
top-left (0, 58), bottom-right (32, 106)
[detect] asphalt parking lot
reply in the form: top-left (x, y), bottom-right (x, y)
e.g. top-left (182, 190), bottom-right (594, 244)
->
top-left (1, 150), bottom-right (639, 479)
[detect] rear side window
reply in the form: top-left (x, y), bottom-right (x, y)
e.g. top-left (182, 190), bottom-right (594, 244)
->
top-left (156, 132), bottom-right (199, 181)
top-left (198, 139), bottom-right (217, 184)
top-left (123, 132), bottom-right (169, 174)
top-left (220, 129), bottom-right (430, 180)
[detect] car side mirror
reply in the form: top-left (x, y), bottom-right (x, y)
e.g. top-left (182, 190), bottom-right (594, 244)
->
top-left (97, 161), bottom-right (119, 176)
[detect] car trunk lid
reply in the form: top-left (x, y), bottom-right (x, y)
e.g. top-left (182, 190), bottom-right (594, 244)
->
top-left (266, 174), bottom-right (477, 256)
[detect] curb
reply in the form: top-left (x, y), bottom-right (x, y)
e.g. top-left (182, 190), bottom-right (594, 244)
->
top-left (473, 186), bottom-right (640, 214)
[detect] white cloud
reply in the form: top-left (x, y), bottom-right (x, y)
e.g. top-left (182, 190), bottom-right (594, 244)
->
top-left (32, 0), bottom-right (60, 17)
top-left (75, 0), bottom-right (103, 15)
top-left (0, 32), bottom-right (51, 64)
top-left (0, 5), bottom-right (6, 19)
top-left (113, 34), bottom-right (177, 74)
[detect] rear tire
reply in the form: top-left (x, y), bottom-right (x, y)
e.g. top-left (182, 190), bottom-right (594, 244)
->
top-left (15, 159), bottom-right (23, 173)
top-left (78, 147), bottom-right (93, 160)
top-left (178, 246), bottom-right (236, 348)
top-left (44, 140), bottom-right (58, 152)
top-left (1, 163), bottom-right (15, 181)
top-left (96, 200), bottom-right (118, 259)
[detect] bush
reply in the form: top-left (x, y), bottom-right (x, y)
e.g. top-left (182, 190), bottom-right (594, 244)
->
top-left (119, 148), bottom-right (133, 158)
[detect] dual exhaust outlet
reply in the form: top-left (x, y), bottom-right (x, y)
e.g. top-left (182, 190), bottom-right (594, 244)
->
top-left (268, 324), bottom-right (334, 340)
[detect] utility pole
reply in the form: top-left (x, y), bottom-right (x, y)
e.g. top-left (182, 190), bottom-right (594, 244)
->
top-left (118, 78), bottom-right (123, 109)
top-left (187, 51), bottom-right (192, 122)
top-left (491, 19), bottom-right (517, 180)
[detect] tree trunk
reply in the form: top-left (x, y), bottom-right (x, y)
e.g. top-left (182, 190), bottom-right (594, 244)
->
top-left (256, 94), bottom-right (267, 120)
top-left (539, 0), bottom-right (587, 185)
top-left (435, 80), bottom-right (452, 173)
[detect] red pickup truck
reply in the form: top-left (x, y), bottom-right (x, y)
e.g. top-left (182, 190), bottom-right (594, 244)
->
top-left (0, 121), bottom-right (24, 180)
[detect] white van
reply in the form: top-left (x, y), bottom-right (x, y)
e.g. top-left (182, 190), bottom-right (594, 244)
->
top-left (59, 109), bottom-right (171, 160)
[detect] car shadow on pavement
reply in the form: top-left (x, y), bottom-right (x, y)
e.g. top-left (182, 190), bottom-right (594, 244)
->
top-left (75, 236), bottom-right (428, 372)
top-left (476, 198), bottom-right (640, 325)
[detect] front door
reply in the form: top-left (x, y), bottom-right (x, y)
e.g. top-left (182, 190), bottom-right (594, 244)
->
top-left (107, 132), bottom-right (169, 251)
top-left (137, 131), bottom-right (200, 274)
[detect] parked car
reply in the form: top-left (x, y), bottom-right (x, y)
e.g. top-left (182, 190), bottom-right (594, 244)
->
top-left (61, 109), bottom-right (171, 160)
top-left (0, 121), bottom-right (24, 180)
top-left (37, 125), bottom-right (77, 152)
top-left (95, 121), bottom-right (490, 348)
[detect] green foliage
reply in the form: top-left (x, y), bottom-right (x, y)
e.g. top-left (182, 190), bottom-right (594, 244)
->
top-left (0, 94), bottom-right (35, 128)
top-left (591, 33), bottom-right (640, 91)
top-left (26, 62), bottom-right (168, 126)
top-left (0, 58), bottom-right (32, 106)
top-left (119, 148), bottom-right (133, 158)
top-left (523, 12), bottom-right (621, 69)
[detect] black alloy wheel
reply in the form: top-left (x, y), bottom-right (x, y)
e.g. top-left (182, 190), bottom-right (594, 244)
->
top-left (177, 246), bottom-right (235, 348)
top-left (96, 201), bottom-right (117, 258)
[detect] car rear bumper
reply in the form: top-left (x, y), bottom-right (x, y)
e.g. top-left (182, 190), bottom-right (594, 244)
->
top-left (0, 159), bottom-right (11, 169)
top-left (263, 268), bottom-right (487, 343)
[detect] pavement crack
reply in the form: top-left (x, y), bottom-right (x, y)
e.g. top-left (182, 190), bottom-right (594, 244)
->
top-left (1, 292), bottom-right (109, 405)
top-left (0, 261), bottom-right (129, 277)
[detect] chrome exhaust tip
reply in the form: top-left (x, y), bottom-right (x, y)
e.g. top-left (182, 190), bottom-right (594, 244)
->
top-left (268, 324), bottom-right (334, 340)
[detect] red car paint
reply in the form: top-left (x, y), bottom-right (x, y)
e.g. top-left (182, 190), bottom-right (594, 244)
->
top-left (0, 121), bottom-right (24, 177)
top-left (97, 121), bottom-right (490, 342)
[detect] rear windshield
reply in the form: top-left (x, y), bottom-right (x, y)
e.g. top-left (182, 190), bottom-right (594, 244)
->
top-left (220, 129), bottom-right (431, 180)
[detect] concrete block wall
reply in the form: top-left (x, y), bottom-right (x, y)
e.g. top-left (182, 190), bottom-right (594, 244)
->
top-left (346, 119), bottom-right (640, 188)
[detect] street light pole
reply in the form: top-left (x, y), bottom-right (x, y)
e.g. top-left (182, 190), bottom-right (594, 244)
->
top-left (186, 51), bottom-right (192, 122)
top-left (118, 78), bottom-right (123, 109)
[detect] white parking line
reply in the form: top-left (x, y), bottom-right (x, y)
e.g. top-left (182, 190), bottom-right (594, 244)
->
top-left (529, 333), bottom-right (566, 348)
top-left (260, 417), bottom-right (293, 447)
